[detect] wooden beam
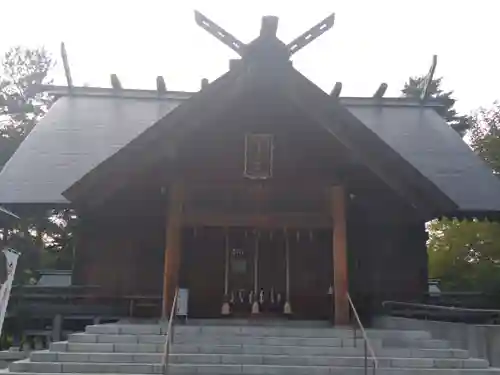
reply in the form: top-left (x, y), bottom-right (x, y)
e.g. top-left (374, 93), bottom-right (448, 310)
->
top-left (156, 76), bottom-right (166, 93)
top-left (60, 42), bottom-right (73, 89)
top-left (110, 74), bottom-right (122, 89)
top-left (183, 213), bottom-right (331, 228)
top-left (162, 183), bottom-right (183, 318)
top-left (420, 55), bottom-right (438, 101)
top-left (287, 13), bottom-right (335, 56)
top-left (194, 11), bottom-right (246, 56)
top-left (373, 83), bottom-right (387, 98)
top-left (332, 185), bottom-right (349, 325)
top-left (330, 82), bottom-right (342, 98)
top-left (260, 16), bottom-right (279, 37)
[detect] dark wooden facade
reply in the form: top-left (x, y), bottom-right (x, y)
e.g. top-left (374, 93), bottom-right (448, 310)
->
top-left (71, 88), bottom-right (428, 323)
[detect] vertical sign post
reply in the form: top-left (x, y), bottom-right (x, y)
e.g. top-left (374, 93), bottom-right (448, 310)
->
top-left (0, 248), bottom-right (19, 334)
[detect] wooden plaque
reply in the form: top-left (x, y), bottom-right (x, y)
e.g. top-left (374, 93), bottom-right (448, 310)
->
top-left (244, 134), bottom-right (274, 179)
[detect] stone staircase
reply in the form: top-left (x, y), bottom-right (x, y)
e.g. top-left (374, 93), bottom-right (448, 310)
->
top-left (3, 320), bottom-right (500, 374)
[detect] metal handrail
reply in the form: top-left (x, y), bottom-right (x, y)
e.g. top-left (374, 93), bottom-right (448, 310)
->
top-left (383, 300), bottom-right (500, 314)
top-left (162, 289), bottom-right (179, 375)
top-left (347, 293), bottom-right (378, 375)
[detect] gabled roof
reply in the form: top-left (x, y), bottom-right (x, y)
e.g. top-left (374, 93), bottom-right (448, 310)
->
top-left (1, 24), bottom-right (500, 219)
top-left (351, 106), bottom-right (500, 215)
top-left (0, 94), bottom-right (183, 204)
top-left (58, 55), bottom-right (497, 218)
top-left (0, 74), bottom-right (499, 219)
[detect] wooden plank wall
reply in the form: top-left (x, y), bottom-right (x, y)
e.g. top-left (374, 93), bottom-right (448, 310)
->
top-left (73, 214), bottom-right (165, 297)
top-left (347, 220), bottom-right (428, 321)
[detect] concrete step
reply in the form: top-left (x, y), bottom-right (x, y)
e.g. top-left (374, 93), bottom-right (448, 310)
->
top-left (117, 318), bottom-right (332, 328)
top-left (27, 352), bottom-right (490, 369)
top-left (166, 365), bottom-right (500, 375)
top-left (50, 342), bottom-right (164, 353)
top-left (85, 324), bottom-right (432, 340)
top-left (69, 333), bottom-right (382, 348)
top-left (7, 363), bottom-right (500, 375)
top-left (50, 341), bottom-right (469, 358)
top-left (382, 338), bottom-right (450, 349)
top-left (29, 352), bottom-right (161, 363)
top-left (67, 334), bottom-right (164, 345)
top-left (172, 345), bottom-right (468, 359)
top-left (9, 360), bottom-right (161, 373)
top-left (174, 319), bottom-right (332, 327)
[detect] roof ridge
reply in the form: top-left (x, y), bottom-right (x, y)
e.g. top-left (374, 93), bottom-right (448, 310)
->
top-left (40, 85), bottom-right (441, 108)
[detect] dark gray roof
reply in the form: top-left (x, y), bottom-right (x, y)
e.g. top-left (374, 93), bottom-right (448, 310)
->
top-left (0, 89), bottom-right (499, 215)
top-left (348, 106), bottom-right (500, 213)
top-left (0, 95), bottom-right (182, 204)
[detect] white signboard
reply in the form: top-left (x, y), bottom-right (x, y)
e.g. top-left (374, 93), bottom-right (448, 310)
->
top-left (176, 288), bottom-right (189, 317)
top-left (0, 248), bottom-right (19, 334)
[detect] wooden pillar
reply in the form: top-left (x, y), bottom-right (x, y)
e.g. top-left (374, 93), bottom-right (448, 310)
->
top-left (332, 185), bottom-right (349, 325)
top-left (162, 183), bottom-right (183, 319)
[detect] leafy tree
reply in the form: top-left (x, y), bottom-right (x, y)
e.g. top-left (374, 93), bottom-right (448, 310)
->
top-left (428, 218), bottom-right (500, 292)
top-left (469, 103), bottom-right (500, 173)
top-left (0, 46), bottom-right (77, 283)
top-left (428, 102), bottom-right (500, 293)
top-left (402, 76), bottom-right (469, 136)
top-left (0, 46), bottom-right (53, 168)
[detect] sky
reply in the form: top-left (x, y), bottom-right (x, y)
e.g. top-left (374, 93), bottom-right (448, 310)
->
top-left (0, 0), bottom-right (498, 113)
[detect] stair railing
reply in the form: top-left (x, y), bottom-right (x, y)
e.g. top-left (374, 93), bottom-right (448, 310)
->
top-left (347, 293), bottom-right (378, 375)
top-left (162, 288), bottom-right (179, 375)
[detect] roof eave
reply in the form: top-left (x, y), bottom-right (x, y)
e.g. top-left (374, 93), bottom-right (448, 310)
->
top-left (37, 85), bottom-right (195, 101)
top-left (37, 85), bottom-right (443, 108)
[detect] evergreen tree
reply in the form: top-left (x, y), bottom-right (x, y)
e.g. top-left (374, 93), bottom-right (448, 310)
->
top-left (402, 76), bottom-right (469, 136)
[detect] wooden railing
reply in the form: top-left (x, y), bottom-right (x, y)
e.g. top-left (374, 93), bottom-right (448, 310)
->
top-left (162, 289), bottom-right (179, 375)
top-left (347, 293), bottom-right (378, 375)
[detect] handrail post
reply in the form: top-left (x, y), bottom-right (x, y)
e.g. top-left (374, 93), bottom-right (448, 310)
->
top-left (364, 340), bottom-right (368, 375)
top-left (163, 288), bottom-right (179, 375)
top-left (353, 325), bottom-right (357, 347)
top-left (347, 292), bottom-right (377, 375)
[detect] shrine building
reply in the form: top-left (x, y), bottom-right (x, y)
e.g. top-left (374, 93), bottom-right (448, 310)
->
top-left (1, 13), bottom-right (500, 325)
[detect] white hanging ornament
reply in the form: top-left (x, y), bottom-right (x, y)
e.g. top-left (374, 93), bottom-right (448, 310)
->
top-left (251, 300), bottom-right (260, 314)
top-left (221, 300), bottom-right (230, 315)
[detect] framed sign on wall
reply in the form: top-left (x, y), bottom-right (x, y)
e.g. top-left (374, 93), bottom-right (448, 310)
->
top-left (244, 133), bottom-right (274, 179)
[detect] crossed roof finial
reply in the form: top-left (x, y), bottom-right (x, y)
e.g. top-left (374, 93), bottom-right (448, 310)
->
top-left (194, 11), bottom-right (335, 59)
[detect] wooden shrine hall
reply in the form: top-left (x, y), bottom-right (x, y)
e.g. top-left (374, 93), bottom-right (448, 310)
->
top-left (1, 12), bottom-right (500, 325)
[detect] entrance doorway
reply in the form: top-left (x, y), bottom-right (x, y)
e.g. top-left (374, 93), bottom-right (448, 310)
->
top-left (227, 229), bottom-right (286, 316)
top-left (179, 227), bottom-right (331, 319)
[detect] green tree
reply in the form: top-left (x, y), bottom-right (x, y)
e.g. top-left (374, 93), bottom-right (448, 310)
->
top-left (0, 46), bottom-right (77, 283)
top-left (402, 76), bottom-right (469, 135)
top-left (428, 218), bottom-right (500, 292)
top-left (0, 46), bottom-right (53, 168)
top-left (469, 103), bottom-right (500, 173)
top-left (428, 102), bottom-right (500, 293)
